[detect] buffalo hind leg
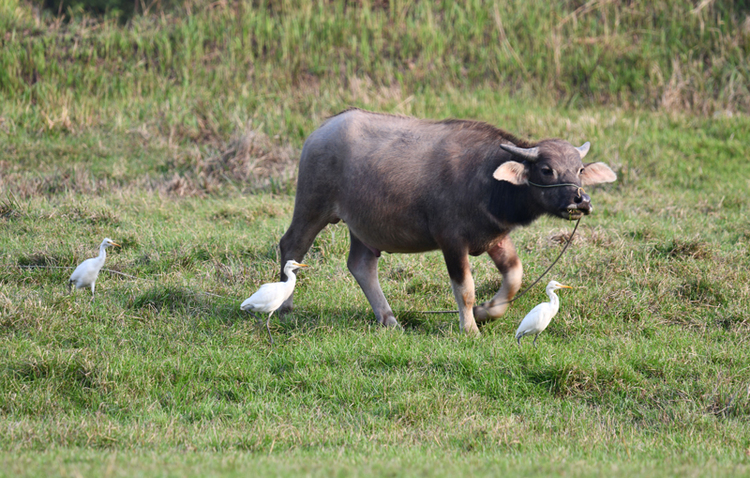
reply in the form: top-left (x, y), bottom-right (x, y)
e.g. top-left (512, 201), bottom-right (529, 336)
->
top-left (474, 235), bottom-right (523, 324)
top-left (443, 247), bottom-right (479, 335)
top-left (278, 214), bottom-right (332, 313)
top-left (347, 232), bottom-right (399, 327)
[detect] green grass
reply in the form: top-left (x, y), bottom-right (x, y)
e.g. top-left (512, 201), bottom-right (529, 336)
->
top-left (2, 102), bottom-right (750, 476)
top-left (2, 0), bottom-right (750, 476)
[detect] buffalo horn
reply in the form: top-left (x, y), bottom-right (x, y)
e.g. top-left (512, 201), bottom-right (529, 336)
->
top-left (499, 143), bottom-right (540, 162)
top-left (576, 141), bottom-right (590, 159)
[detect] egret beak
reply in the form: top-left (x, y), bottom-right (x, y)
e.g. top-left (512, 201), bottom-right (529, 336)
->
top-left (559, 284), bottom-right (573, 289)
top-left (294, 262), bottom-right (309, 268)
top-left (112, 242), bottom-right (121, 248)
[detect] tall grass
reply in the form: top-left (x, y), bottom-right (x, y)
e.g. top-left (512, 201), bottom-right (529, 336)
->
top-left (1, 0), bottom-right (749, 139)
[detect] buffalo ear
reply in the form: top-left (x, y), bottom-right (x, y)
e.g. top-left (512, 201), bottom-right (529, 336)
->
top-left (580, 162), bottom-right (617, 186)
top-left (493, 161), bottom-right (528, 185)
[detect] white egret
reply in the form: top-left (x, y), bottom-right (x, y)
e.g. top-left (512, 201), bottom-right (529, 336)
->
top-left (68, 237), bottom-right (121, 299)
top-left (515, 280), bottom-right (573, 347)
top-left (241, 260), bottom-right (308, 344)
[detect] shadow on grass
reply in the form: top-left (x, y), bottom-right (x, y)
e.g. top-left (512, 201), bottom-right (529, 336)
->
top-left (17, 251), bottom-right (71, 267)
top-left (129, 285), bottom-right (244, 324)
top-left (4, 352), bottom-right (112, 413)
top-left (267, 304), bottom-right (463, 340)
top-left (274, 306), bottom-right (369, 334)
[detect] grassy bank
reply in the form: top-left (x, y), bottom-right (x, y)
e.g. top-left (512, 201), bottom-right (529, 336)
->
top-left (2, 0), bottom-right (749, 137)
top-left (2, 0), bottom-right (748, 196)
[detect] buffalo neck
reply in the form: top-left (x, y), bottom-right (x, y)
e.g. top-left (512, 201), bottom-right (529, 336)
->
top-left (487, 180), bottom-right (542, 226)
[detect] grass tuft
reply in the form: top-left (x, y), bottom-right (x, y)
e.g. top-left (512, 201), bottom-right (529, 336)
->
top-left (130, 285), bottom-right (207, 313)
top-left (655, 237), bottom-right (712, 260)
top-left (0, 192), bottom-right (23, 219)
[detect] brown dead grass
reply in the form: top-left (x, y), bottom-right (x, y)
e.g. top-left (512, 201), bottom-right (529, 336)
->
top-left (0, 167), bottom-right (101, 199)
top-left (163, 173), bottom-right (204, 198)
top-left (199, 124), bottom-right (297, 189)
top-left (158, 124), bottom-right (299, 197)
top-left (0, 124), bottom-right (300, 199)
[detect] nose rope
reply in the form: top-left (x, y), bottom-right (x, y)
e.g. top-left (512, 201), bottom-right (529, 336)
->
top-left (527, 181), bottom-right (586, 198)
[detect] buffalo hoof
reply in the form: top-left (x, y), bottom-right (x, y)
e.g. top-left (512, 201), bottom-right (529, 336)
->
top-left (463, 322), bottom-right (481, 336)
top-left (379, 312), bottom-right (402, 329)
top-left (473, 305), bottom-right (492, 324)
top-left (473, 301), bottom-right (510, 325)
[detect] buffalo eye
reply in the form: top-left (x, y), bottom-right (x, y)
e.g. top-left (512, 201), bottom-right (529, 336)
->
top-left (578, 167), bottom-right (585, 175)
top-left (542, 167), bottom-right (554, 176)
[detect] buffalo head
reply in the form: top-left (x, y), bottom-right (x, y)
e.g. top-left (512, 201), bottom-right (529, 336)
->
top-left (493, 139), bottom-right (617, 220)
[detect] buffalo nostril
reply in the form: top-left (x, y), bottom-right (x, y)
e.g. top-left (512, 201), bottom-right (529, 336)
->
top-left (574, 193), bottom-right (591, 204)
top-left (575, 193), bottom-right (592, 211)
top-left (577, 193), bottom-right (591, 204)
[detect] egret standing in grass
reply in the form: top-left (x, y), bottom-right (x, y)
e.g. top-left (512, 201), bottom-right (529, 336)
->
top-left (241, 260), bottom-right (308, 344)
top-left (515, 280), bottom-right (573, 347)
top-left (68, 237), bottom-right (120, 299)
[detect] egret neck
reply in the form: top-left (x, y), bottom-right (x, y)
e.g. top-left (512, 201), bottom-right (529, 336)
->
top-left (93, 241), bottom-right (109, 269)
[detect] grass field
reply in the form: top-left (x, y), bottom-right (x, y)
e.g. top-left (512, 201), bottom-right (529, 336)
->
top-left (2, 1), bottom-right (750, 476)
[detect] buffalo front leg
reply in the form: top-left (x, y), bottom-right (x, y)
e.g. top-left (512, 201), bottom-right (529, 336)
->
top-left (443, 248), bottom-right (479, 335)
top-left (474, 235), bottom-right (523, 324)
top-left (347, 232), bottom-right (399, 327)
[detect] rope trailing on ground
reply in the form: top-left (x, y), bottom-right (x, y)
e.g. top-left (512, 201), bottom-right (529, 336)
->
top-left (16, 264), bottom-right (236, 301)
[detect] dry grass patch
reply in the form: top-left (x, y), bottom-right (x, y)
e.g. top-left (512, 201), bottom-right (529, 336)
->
top-left (200, 125), bottom-right (297, 189)
top-left (655, 237), bottom-right (713, 260)
top-left (158, 125), bottom-right (299, 197)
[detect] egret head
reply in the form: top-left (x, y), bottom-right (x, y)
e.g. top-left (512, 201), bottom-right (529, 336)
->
top-left (546, 280), bottom-right (572, 292)
top-left (102, 238), bottom-right (121, 248)
top-left (284, 260), bottom-right (309, 272)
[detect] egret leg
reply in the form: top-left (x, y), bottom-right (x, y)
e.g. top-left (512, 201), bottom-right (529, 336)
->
top-left (246, 311), bottom-right (261, 327)
top-left (68, 280), bottom-right (73, 294)
top-left (266, 312), bottom-right (275, 345)
top-left (532, 334), bottom-right (539, 347)
top-left (246, 311), bottom-right (272, 344)
top-left (91, 283), bottom-right (96, 300)
top-left (517, 335), bottom-right (522, 346)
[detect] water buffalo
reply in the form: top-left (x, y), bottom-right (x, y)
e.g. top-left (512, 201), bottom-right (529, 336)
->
top-left (278, 108), bottom-right (616, 334)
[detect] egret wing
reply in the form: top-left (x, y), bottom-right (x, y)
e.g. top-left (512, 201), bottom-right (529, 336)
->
top-left (515, 302), bottom-right (550, 338)
top-left (241, 282), bottom-right (286, 312)
top-left (69, 257), bottom-right (98, 286)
